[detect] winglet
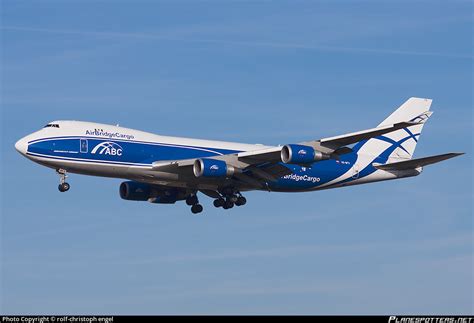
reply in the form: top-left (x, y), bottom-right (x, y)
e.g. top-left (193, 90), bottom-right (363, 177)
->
top-left (410, 110), bottom-right (433, 124)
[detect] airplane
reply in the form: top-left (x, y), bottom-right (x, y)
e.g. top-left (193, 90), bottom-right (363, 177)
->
top-left (15, 97), bottom-right (463, 214)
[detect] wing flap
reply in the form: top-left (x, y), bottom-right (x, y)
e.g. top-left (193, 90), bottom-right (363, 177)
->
top-left (237, 146), bottom-right (282, 163)
top-left (259, 163), bottom-right (293, 178)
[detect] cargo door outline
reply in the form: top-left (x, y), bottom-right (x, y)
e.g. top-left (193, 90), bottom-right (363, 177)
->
top-left (80, 139), bottom-right (88, 153)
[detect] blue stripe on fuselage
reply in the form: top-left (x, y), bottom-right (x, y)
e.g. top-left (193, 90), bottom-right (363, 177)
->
top-left (28, 137), bottom-right (239, 165)
top-left (27, 136), bottom-right (359, 191)
top-left (28, 135), bottom-right (416, 191)
top-left (28, 137), bottom-right (240, 165)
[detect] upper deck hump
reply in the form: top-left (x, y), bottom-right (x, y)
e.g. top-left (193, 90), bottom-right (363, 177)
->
top-left (48, 120), bottom-right (272, 152)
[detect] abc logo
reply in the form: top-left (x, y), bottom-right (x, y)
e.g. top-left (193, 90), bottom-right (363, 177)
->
top-left (91, 141), bottom-right (123, 156)
top-left (298, 149), bottom-right (307, 155)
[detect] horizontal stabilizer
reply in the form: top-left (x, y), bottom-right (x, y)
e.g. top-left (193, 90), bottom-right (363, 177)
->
top-left (374, 153), bottom-right (464, 171)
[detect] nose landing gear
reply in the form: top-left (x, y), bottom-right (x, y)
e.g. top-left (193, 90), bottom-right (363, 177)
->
top-left (58, 182), bottom-right (70, 192)
top-left (57, 169), bottom-right (70, 192)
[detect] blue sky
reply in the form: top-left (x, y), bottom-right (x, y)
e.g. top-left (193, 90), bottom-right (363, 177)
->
top-left (1, 0), bottom-right (472, 314)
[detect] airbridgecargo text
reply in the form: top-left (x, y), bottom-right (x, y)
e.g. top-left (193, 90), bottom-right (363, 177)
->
top-left (85, 129), bottom-right (134, 140)
top-left (282, 174), bottom-right (320, 183)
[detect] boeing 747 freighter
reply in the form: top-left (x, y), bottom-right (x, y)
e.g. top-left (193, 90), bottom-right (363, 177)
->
top-left (15, 98), bottom-right (463, 213)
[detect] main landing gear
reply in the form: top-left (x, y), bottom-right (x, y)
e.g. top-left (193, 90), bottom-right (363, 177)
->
top-left (57, 169), bottom-right (70, 192)
top-left (186, 194), bottom-right (203, 214)
top-left (186, 189), bottom-right (246, 214)
top-left (213, 190), bottom-right (246, 210)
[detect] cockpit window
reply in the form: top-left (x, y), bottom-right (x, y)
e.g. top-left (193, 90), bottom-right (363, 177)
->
top-left (44, 124), bottom-right (60, 128)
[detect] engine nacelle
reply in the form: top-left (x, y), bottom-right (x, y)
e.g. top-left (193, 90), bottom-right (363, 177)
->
top-left (119, 181), bottom-right (151, 201)
top-left (193, 158), bottom-right (237, 178)
top-left (148, 196), bottom-right (178, 204)
top-left (281, 144), bottom-right (330, 164)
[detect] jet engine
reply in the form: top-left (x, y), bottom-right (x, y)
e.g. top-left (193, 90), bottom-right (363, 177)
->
top-left (281, 144), bottom-right (330, 164)
top-left (193, 158), bottom-right (237, 178)
top-left (119, 181), bottom-right (152, 201)
top-left (120, 181), bottom-right (187, 204)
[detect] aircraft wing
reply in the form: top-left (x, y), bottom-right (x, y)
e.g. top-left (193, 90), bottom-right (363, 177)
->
top-left (151, 159), bottom-right (195, 171)
top-left (148, 121), bottom-right (425, 188)
top-left (300, 121), bottom-right (422, 152)
top-left (236, 120), bottom-right (423, 163)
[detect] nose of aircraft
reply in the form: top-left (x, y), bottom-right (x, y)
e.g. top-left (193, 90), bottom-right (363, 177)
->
top-left (15, 137), bottom-right (28, 155)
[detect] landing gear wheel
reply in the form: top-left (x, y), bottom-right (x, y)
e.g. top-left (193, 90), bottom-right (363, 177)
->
top-left (223, 200), bottom-right (234, 209)
top-left (191, 204), bottom-right (203, 214)
top-left (186, 195), bottom-right (198, 206)
top-left (213, 198), bottom-right (225, 208)
top-left (235, 196), bottom-right (247, 206)
top-left (58, 182), bottom-right (70, 192)
top-left (56, 169), bottom-right (69, 192)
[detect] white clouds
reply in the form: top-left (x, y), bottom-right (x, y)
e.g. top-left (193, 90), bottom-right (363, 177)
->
top-left (2, 25), bottom-right (472, 59)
